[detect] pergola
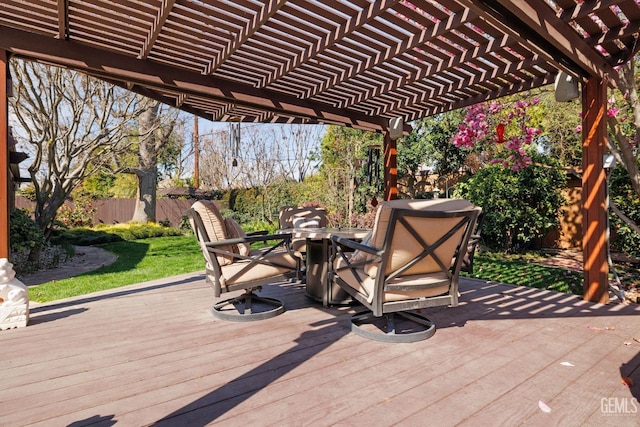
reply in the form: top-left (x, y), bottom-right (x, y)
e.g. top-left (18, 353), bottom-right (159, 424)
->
top-left (0, 0), bottom-right (638, 303)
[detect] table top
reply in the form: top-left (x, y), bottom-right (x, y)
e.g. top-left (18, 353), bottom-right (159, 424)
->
top-left (285, 227), bottom-right (370, 240)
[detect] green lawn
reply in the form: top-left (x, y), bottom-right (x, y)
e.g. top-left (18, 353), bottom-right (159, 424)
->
top-left (29, 235), bottom-right (203, 303)
top-left (28, 232), bottom-right (600, 303)
top-left (461, 252), bottom-right (584, 295)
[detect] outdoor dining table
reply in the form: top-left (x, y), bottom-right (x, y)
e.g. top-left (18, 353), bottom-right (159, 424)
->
top-left (289, 227), bottom-right (370, 307)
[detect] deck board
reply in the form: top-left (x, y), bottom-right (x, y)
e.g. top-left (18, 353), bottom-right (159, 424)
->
top-left (1, 273), bottom-right (639, 426)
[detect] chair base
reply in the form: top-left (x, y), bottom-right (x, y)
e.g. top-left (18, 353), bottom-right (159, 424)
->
top-left (212, 291), bottom-right (284, 322)
top-left (350, 310), bottom-right (436, 343)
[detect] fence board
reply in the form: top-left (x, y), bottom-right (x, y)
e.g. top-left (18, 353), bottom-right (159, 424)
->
top-left (15, 196), bottom-right (193, 228)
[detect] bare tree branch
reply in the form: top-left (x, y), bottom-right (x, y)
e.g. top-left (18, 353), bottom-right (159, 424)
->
top-left (9, 58), bottom-right (150, 238)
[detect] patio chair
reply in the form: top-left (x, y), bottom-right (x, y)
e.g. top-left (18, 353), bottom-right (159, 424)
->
top-left (188, 200), bottom-right (298, 321)
top-left (278, 206), bottom-right (328, 276)
top-left (278, 205), bottom-right (328, 237)
top-left (330, 199), bottom-right (481, 342)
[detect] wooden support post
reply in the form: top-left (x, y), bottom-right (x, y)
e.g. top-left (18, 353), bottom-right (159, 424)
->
top-left (581, 76), bottom-right (609, 303)
top-left (383, 132), bottom-right (397, 201)
top-left (193, 115), bottom-right (199, 189)
top-left (0, 50), bottom-right (9, 259)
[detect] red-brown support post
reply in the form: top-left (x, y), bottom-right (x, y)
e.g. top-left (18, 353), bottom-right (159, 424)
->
top-left (582, 76), bottom-right (609, 303)
top-left (193, 115), bottom-right (199, 189)
top-left (383, 131), bottom-right (397, 201)
top-left (0, 50), bottom-right (9, 259)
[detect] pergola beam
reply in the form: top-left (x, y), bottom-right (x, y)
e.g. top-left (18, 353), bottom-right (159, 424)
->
top-left (140, 0), bottom-right (177, 59)
top-left (408, 73), bottom-right (556, 121)
top-left (57, 0), bottom-right (69, 40)
top-left (207, 0), bottom-right (287, 75)
top-left (383, 131), bottom-right (398, 201)
top-left (0, 26), bottom-right (392, 133)
top-left (263, 0), bottom-right (402, 87)
top-left (341, 29), bottom-right (514, 112)
top-left (383, 55), bottom-right (552, 119)
top-left (494, 0), bottom-right (620, 75)
top-left (304, 0), bottom-right (470, 99)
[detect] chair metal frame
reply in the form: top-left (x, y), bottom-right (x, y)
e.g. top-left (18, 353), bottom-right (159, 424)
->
top-left (188, 207), bottom-right (298, 321)
top-left (460, 211), bottom-right (485, 274)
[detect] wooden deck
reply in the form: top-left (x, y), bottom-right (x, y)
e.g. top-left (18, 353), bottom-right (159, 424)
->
top-left (2, 273), bottom-right (640, 426)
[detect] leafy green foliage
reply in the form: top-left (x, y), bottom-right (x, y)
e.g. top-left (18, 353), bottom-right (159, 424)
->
top-left (318, 126), bottom-right (384, 224)
top-left (55, 197), bottom-right (96, 228)
top-left (81, 172), bottom-right (116, 199)
top-left (9, 208), bottom-right (45, 253)
top-left (454, 154), bottom-right (567, 252)
top-left (17, 185), bottom-right (37, 201)
top-left (532, 92), bottom-right (582, 167)
top-left (401, 111), bottom-right (468, 176)
top-left (53, 222), bottom-right (184, 246)
top-left (609, 165), bottom-right (640, 257)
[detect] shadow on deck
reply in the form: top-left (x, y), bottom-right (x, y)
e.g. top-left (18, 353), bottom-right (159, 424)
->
top-left (1, 274), bottom-right (639, 426)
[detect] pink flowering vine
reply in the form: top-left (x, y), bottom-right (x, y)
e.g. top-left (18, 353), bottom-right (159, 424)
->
top-left (452, 98), bottom-right (541, 171)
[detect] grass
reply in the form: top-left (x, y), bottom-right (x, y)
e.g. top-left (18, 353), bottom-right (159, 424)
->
top-left (28, 231), bottom-right (638, 303)
top-left (29, 235), bottom-right (203, 303)
top-left (462, 251), bottom-right (584, 295)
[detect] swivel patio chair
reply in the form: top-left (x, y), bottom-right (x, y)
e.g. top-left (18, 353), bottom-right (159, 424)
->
top-left (331, 199), bottom-right (481, 342)
top-left (278, 205), bottom-right (328, 278)
top-left (188, 200), bottom-right (298, 321)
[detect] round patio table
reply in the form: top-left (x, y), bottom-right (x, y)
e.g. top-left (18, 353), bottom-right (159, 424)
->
top-left (290, 227), bottom-right (370, 306)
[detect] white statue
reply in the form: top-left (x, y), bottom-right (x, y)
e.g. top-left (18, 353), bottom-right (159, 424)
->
top-left (0, 258), bottom-right (29, 330)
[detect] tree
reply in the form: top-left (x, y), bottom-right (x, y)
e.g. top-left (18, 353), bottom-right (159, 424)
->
top-left (158, 116), bottom-right (192, 183)
top-left (198, 128), bottom-right (239, 192)
top-left (608, 57), bottom-right (640, 226)
top-left (320, 126), bottom-right (382, 225)
top-left (534, 91), bottom-right (582, 167)
top-left (398, 111), bottom-right (467, 198)
top-left (9, 59), bottom-right (147, 239)
top-left (240, 125), bottom-right (288, 221)
top-left (120, 100), bottom-right (180, 223)
top-left (276, 124), bottom-right (324, 182)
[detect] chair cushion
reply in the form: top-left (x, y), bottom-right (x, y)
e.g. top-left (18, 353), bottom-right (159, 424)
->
top-left (291, 213), bottom-right (325, 255)
top-left (292, 215), bottom-right (321, 229)
top-left (333, 261), bottom-right (451, 304)
top-left (362, 199), bottom-right (474, 278)
top-left (348, 230), bottom-right (372, 264)
top-left (279, 206), bottom-right (327, 229)
top-left (191, 200), bottom-right (234, 266)
top-left (224, 217), bottom-right (250, 256)
top-left (221, 247), bottom-right (298, 286)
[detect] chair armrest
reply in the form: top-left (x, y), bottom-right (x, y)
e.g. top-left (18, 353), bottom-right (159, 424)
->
top-left (247, 230), bottom-right (269, 236)
top-left (205, 232), bottom-right (292, 248)
top-left (331, 235), bottom-right (382, 257)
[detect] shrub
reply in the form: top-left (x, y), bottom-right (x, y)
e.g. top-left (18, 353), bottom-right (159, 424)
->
top-left (56, 200), bottom-right (96, 228)
top-left (453, 154), bottom-right (567, 252)
top-left (609, 166), bottom-right (640, 258)
top-left (9, 208), bottom-right (45, 253)
top-left (54, 222), bottom-right (184, 246)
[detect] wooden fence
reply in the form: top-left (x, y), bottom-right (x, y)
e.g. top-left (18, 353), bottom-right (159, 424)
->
top-left (15, 196), bottom-right (194, 228)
